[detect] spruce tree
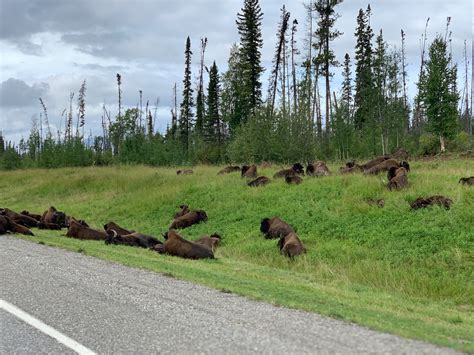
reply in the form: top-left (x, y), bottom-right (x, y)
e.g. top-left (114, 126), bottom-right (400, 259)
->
top-left (204, 62), bottom-right (222, 146)
top-left (236, 0), bottom-right (264, 122)
top-left (341, 53), bottom-right (352, 108)
top-left (423, 36), bottom-right (459, 152)
top-left (179, 36), bottom-right (194, 153)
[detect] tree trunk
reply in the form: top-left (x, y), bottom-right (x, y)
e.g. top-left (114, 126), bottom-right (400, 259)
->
top-left (440, 135), bottom-right (446, 153)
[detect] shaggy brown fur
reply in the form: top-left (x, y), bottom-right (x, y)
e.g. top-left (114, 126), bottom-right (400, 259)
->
top-left (66, 216), bottom-right (89, 228)
top-left (285, 175), bottom-right (303, 184)
top-left (38, 222), bottom-right (62, 230)
top-left (360, 156), bottom-right (390, 170)
top-left (105, 230), bottom-right (162, 248)
top-left (248, 176), bottom-right (270, 187)
top-left (173, 205), bottom-right (190, 218)
top-left (67, 220), bottom-right (108, 240)
top-left (1, 208), bottom-right (38, 228)
top-left (459, 176), bottom-right (474, 185)
top-left (176, 169), bottom-right (193, 175)
top-left (390, 148), bottom-right (409, 160)
top-left (241, 164), bottom-right (257, 178)
top-left (306, 161), bottom-right (330, 176)
top-left (366, 198), bottom-right (385, 208)
top-left (103, 221), bottom-right (134, 235)
top-left (410, 196), bottom-right (453, 210)
top-left (274, 163), bottom-right (304, 178)
top-left (277, 232), bottom-right (306, 258)
top-left (169, 209), bottom-right (208, 230)
top-left (194, 233), bottom-right (222, 251)
top-left (217, 165), bottom-right (240, 175)
top-left (339, 164), bottom-right (362, 174)
top-left (364, 159), bottom-right (410, 175)
top-left (20, 211), bottom-right (42, 221)
top-left (40, 206), bottom-right (67, 228)
top-left (387, 167), bottom-right (408, 191)
top-left (260, 217), bottom-right (294, 239)
top-left (0, 215), bottom-right (34, 236)
top-left (156, 230), bottom-right (214, 259)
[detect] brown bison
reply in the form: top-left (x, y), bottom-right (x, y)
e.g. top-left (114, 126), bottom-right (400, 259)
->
top-left (1, 208), bottom-right (38, 228)
top-left (241, 164), bottom-right (257, 178)
top-left (105, 230), bottom-right (162, 248)
top-left (248, 176), bottom-right (270, 187)
top-left (277, 232), bottom-right (306, 258)
top-left (364, 159), bottom-right (410, 175)
top-left (173, 205), bottom-right (190, 219)
top-left (459, 176), bottom-right (474, 186)
top-left (360, 156), bottom-right (390, 170)
top-left (194, 233), bottom-right (222, 251)
top-left (103, 221), bottom-right (134, 235)
top-left (306, 161), bottom-right (330, 176)
top-left (339, 161), bottom-right (363, 174)
top-left (273, 163), bottom-right (305, 178)
top-left (387, 167), bottom-right (408, 191)
top-left (40, 206), bottom-right (68, 228)
top-left (177, 169), bottom-right (193, 175)
top-left (20, 211), bottom-right (42, 221)
top-left (285, 175), bottom-right (303, 185)
top-left (169, 209), bottom-right (208, 230)
top-left (66, 216), bottom-right (89, 228)
top-left (260, 217), bottom-right (294, 239)
top-left (155, 230), bottom-right (214, 259)
top-left (217, 166), bottom-right (240, 175)
top-left (0, 215), bottom-right (34, 236)
top-left (66, 220), bottom-right (108, 240)
top-left (410, 196), bottom-right (453, 210)
top-left (390, 148), bottom-right (409, 160)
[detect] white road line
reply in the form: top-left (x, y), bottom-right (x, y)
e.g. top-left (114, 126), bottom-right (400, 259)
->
top-left (0, 299), bottom-right (96, 355)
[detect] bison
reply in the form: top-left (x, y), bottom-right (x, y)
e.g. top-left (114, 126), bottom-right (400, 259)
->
top-left (194, 233), bottom-right (222, 252)
top-left (285, 175), bottom-right (303, 185)
top-left (390, 148), bottom-right (409, 160)
top-left (277, 232), bottom-right (306, 258)
top-left (1, 208), bottom-right (38, 228)
top-left (66, 220), bottom-right (108, 240)
top-left (360, 156), bottom-right (390, 170)
top-left (169, 209), bottom-right (208, 230)
top-left (105, 230), bottom-right (162, 248)
top-left (306, 161), bottom-right (330, 177)
top-left (155, 230), bottom-right (214, 259)
top-left (40, 206), bottom-right (67, 228)
top-left (364, 159), bottom-right (410, 175)
top-left (260, 217), bottom-right (294, 239)
top-left (217, 166), bottom-right (240, 175)
top-left (0, 215), bottom-right (34, 236)
top-left (274, 163), bottom-right (305, 178)
top-left (177, 169), bottom-right (193, 175)
top-left (103, 221), bottom-right (134, 235)
top-left (387, 167), bottom-right (408, 191)
top-left (459, 176), bottom-right (474, 186)
top-left (247, 176), bottom-right (270, 187)
top-left (241, 164), bottom-right (257, 178)
top-left (410, 196), bottom-right (452, 210)
top-left (20, 211), bottom-right (42, 221)
top-left (173, 205), bottom-right (190, 219)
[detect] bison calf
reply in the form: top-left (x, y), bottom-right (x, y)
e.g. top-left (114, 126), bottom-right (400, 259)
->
top-left (241, 164), bottom-right (257, 178)
top-left (194, 233), bottom-right (222, 252)
top-left (260, 217), bottom-right (294, 239)
top-left (387, 167), bottom-right (408, 191)
top-left (169, 209), bottom-right (208, 230)
top-left (248, 176), bottom-right (270, 187)
top-left (410, 196), bottom-right (452, 210)
top-left (277, 232), bottom-right (306, 258)
top-left (285, 175), bottom-right (303, 185)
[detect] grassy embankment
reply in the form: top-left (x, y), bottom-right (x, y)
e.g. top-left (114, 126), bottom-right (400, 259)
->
top-left (1, 159), bottom-right (473, 352)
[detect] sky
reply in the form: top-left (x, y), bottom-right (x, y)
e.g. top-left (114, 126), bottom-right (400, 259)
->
top-left (0, 0), bottom-right (471, 144)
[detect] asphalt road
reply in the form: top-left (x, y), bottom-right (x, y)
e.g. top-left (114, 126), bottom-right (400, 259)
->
top-left (0, 235), bottom-right (458, 354)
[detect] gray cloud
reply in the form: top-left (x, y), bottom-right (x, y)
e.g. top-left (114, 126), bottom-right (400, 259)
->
top-left (0, 78), bottom-right (49, 107)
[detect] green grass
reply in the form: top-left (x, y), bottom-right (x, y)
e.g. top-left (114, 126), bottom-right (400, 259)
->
top-left (1, 159), bottom-right (473, 352)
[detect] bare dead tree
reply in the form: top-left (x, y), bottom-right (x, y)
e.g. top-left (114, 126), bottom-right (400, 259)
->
top-left (413, 17), bottom-right (430, 129)
top-left (77, 79), bottom-right (86, 138)
top-left (116, 73), bottom-right (122, 120)
top-left (38, 98), bottom-right (51, 138)
top-left (291, 19), bottom-right (299, 116)
top-left (401, 29), bottom-right (408, 129)
top-left (139, 90), bottom-right (143, 130)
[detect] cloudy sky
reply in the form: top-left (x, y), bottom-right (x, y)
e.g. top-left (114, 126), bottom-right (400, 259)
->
top-left (0, 0), bottom-right (471, 144)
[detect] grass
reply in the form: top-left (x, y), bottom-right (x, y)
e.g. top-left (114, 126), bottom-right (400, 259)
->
top-left (1, 159), bottom-right (473, 352)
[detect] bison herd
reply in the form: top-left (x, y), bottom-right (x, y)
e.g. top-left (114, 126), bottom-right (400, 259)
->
top-left (1, 148), bottom-right (472, 262)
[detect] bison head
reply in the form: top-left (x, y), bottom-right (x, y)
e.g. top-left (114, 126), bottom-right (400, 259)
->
top-left (292, 163), bottom-right (305, 175)
top-left (105, 230), bottom-right (119, 245)
top-left (260, 218), bottom-right (270, 234)
top-left (400, 161), bottom-right (410, 171)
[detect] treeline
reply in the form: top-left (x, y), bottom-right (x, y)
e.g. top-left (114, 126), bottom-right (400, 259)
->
top-left (1, 0), bottom-right (472, 170)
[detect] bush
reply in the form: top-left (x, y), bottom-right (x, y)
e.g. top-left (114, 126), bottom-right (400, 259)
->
top-left (418, 133), bottom-right (439, 155)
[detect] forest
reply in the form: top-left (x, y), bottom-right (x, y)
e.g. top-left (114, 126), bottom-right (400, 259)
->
top-left (0, 0), bottom-right (472, 170)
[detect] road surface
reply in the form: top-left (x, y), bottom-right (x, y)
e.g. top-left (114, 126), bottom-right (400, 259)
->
top-left (0, 235), bottom-right (458, 354)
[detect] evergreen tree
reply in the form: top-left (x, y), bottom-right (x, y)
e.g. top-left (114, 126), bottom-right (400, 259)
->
top-left (204, 62), bottom-right (222, 146)
top-left (0, 131), bottom-right (4, 154)
top-left (195, 38), bottom-right (208, 133)
top-left (341, 53), bottom-right (352, 108)
top-left (353, 6), bottom-right (374, 130)
top-left (236, 0), bottom-right (264, 122)
top-left (423, 36), bottom-right (459, 152)
top-left (179, 36), bottom-right (194, 153)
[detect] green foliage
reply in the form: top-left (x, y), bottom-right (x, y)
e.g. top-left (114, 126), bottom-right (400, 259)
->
top-left (2, 161), bottom-right (473, 352)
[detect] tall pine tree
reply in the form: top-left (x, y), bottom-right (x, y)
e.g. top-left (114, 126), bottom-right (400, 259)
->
top-left (204, 62), bottom-right (222, 146)
top-left (179, 36), bottom-right (194, 154)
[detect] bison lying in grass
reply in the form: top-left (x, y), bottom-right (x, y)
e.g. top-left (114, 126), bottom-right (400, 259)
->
top-left (285, 175), bottom-right (303, 184)
top-left (169, 209), bottom-right (208, 230)
top-left (248, 176), bottom-right (270, 187)
top-left (410, 196), bottom-right (452, 210)
top-left (273, 163), bottom-right (305, 178)
top-left (105, 230), bottom-right (162, 248)
top-left (177, 169), bottom-right (193, 175)
top-left (153, 230), bottom-right (214, 259)
top-left (241, 164), bottom-right (257, 178)
top-left (194, 233), bottom-right (222, 252)
top-left (66, 220), bottom-right (108, 240)
top-left (218, 166), bottom-right (240, 175)
top-left (277, 232), bottom-right (305, 258)
top-left (1, 208), bottom-right (38, 228)
top-left (20, 211), bottom-right (42, 222)
top-left (364, 159), bottom-right (410, 175)
top-left (40, 206), bottom-right (67, 229)
top-left (459, 176), bottom-right (474, 185)
top-left (339, 161), bottom-right (363, 174)
top-left (260, 217), bottom-right (294, 239)
top-left (0, 215), bottom-right (34, 236)
top-left (306, 161), bottom-right (330, 176)
top-left (387, 167), bottom-right (408, 191)
top-left (104, 221), bottom-right (134, 235)
top-left (173, 205), bottom-right (190, 219)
